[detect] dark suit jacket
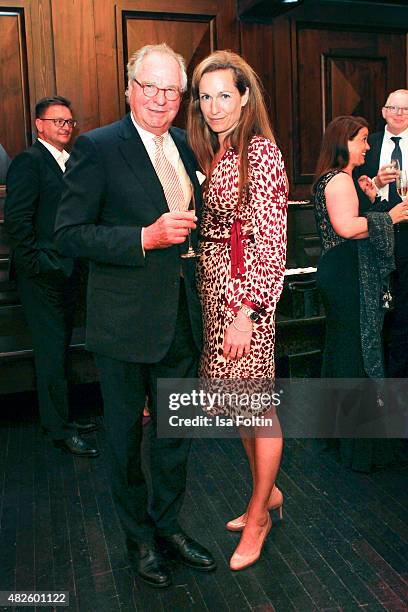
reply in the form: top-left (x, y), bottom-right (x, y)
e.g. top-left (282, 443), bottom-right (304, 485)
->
top-left (361, 131), bottom-right (384, 179)
top-left (355, 130), bottom-right (399, 212)
top-left (4, 140), bottom-right (74, 279)
top-left (55, 114), bottom-right (202, 363)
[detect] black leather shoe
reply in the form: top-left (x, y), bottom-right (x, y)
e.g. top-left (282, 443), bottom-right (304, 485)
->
top-left (72, 421), bottom-right (98, 434)
top-left (157, 531), bottom-right (216, 571)
top-left (54, 435), bottom-right (100, 457)
top-left (129, 543), bottom-right (172, 588)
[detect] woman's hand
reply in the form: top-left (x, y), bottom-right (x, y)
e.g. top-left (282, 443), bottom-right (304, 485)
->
top-left (358, 175), bottom-right (377, 203)
top-left (223, 311), bottom-right (252, 360)
top-left (388, 199), bottom-right (408, 224)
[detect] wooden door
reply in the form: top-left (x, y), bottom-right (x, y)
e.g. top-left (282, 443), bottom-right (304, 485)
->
top-left (0, 9), bottom-right (30, 162)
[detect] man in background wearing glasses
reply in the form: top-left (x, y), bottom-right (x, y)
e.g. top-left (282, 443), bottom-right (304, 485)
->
top-left (366, 91), bottom-right (408, 373)
top-left (357, 89), bottom-right (408, 459)
top-left (4, 95), bottom-right (99, 458)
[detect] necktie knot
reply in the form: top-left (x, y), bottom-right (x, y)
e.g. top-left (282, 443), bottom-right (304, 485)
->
top-left (391, 136), bottom-right (401, 145)
top-left (154, 135), bottom-right (165, 151)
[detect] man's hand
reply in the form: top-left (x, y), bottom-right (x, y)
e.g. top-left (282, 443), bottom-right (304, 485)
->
top-left (388, 200), bottom-right (408, 224)
top-left (143, 211), bottom-right (197, 250)
top-left (374, 163), bottom-right (399, 188)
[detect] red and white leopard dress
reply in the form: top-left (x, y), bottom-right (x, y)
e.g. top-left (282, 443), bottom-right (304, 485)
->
top-left (197, 136), bottom-right (288, 405)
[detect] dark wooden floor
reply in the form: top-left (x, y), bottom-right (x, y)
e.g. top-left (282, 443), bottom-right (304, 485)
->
top-left (0, 388), bottom-right (407, 612)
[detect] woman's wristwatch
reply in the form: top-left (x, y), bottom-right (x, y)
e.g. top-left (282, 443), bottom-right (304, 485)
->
top-left (240, 304), bottom-right (261, 323)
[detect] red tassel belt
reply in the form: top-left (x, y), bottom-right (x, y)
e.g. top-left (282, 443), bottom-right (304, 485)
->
top-left (200, 220), bottom-right (254, 278)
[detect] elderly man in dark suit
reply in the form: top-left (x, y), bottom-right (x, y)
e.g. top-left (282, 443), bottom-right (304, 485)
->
top-left (54, 44), bottom-right (215, 588)
top-left (4, 96), bottom-right (98, 457)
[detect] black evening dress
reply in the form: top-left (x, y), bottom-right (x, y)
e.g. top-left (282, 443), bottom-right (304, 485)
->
top-left (314, 170), bottom-right (394, 472)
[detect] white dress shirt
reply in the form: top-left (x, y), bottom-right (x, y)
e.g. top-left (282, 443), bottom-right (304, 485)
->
top-left (377, 126), bottom-right (408, 201)
top-left (37, 138), bottom-right (69, 171)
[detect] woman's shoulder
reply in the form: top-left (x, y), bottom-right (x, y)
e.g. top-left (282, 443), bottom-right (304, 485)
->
top-left (316, 169), bottom-right (350, 190)
top-left (248, 135), bottom-right (278, 153)
top-left (248, 136), bottom-right (283, 166)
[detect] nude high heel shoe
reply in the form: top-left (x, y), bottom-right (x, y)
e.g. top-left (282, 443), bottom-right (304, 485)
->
top-left (226, 485), bottom-right (283, 532)
top-left (229, 514), bottom-right (272, 571)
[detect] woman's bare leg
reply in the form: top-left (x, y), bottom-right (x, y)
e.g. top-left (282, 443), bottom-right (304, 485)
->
top-left (231, 412), bottom-right (282, 562)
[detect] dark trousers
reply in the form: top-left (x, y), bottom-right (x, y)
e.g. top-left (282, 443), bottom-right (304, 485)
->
top-left (17, 271), bottom-right (79, 440)
top-left (95, 283), bottom-right (199, 547)
top-left (388, 236), bottom-right (408, 378)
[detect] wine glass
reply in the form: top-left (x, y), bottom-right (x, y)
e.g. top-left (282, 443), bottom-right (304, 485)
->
top-left (396, 170), bottom-right (408, 200)
top-left (180, 183), bottom-right (197, 259)
top-left (390, 159), bottom-right (400, 172)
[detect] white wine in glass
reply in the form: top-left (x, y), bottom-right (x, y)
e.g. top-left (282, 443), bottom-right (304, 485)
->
top-left (396, 170), bottom-right (408, 199)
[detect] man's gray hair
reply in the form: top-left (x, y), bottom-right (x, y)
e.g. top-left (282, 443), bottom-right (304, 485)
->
top-left (127, 43), bottom-right (187, 92)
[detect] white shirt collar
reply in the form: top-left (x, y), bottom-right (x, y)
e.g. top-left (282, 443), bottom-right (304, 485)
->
top-left (130, 112), bottom-right (169, 146)
top-left (37, 138), bottom-right (69, 166)
top-left (384, 125), bottom-right (408, 141)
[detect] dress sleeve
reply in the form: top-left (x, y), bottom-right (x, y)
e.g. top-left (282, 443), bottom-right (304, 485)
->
top-left (243, 138), bottom-right (288, 313)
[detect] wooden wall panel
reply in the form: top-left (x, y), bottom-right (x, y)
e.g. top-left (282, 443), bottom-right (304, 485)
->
top-left (214, 0), bottom-right (239, 50)
top-left (28, 0), bottom-right (55, 110)
top-left (323, 56), bottom-right (386, 128)
top-left (294, 27), bottom-right (406, 184)
top-left (93, 0), bottom-right (121, 126)
top-left (241, 17), bottom-right (295, 192)
top-left (240, 22), bottom-right (276, 126)
top-left (0, 10), bottom-right (30, 159)
top-left (124, 14), bottom-right (215, 62)
top-left (51, 0), bottom-right (100, 134)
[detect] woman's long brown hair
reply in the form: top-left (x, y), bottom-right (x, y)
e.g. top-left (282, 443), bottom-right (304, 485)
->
top-left (187, 50), bottom-right (275, 204)
top-left (312, 115), bottom-right (369, 192)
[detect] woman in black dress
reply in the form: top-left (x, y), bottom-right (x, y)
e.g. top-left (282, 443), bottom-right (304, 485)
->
top-left (313, 116), bottom-right (408, 472)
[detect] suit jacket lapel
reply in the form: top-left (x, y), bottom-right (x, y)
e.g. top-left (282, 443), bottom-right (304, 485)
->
top-left (367, 132), bottom-right (384, 174)
top-left (34, 140), bottom-right (64, 179)
top-left (117, 115), bottom-right (168, 216)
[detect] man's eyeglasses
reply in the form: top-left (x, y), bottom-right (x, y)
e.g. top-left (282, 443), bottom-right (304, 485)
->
top-left (133, 78), bottom-right (181, 101)
top-left (383, 106), bottom-right (408, 116)
top-left (40, 118), bottom-right (77, 128)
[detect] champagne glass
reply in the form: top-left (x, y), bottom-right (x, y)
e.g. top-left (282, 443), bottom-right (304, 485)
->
top-left (181, 183), bottom-right (197, 259)
top-left (390, 159), bottom-right (400, 172)
top-left (396, 170), bottom-right (408, 200)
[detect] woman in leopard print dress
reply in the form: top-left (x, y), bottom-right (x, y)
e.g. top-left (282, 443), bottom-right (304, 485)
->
top-left (188, 51), bottom-right (288, 571)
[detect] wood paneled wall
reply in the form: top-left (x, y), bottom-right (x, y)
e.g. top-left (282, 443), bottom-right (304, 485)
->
top-left (240, 1), bottom-right (408, 199)
top-left (0, 8), bottom-right (30, 158)
top-left (0, 0), bottom-right (239, 165)
top-left (0, 0), bottom-right (407, 199)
